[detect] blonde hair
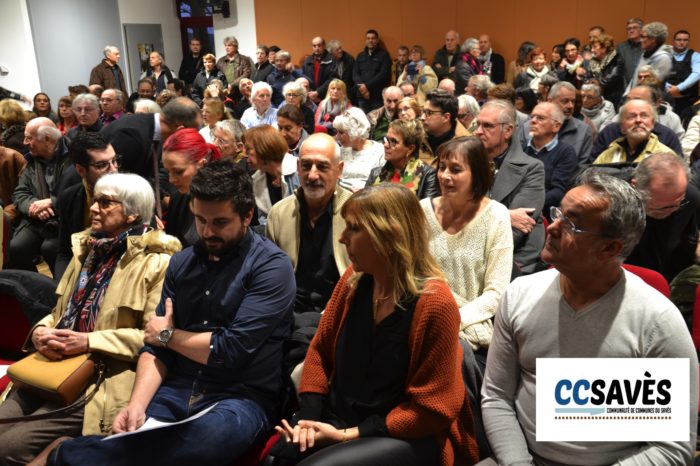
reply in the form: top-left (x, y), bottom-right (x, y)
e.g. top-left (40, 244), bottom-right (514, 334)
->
top-left (341, 184), bottom-right (444, 304)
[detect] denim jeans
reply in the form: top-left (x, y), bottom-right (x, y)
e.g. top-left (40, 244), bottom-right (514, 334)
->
top-left (49, 378), bottom-right (270, 466)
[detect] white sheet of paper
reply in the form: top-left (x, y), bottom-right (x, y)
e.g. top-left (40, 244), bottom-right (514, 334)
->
top-left (0, 365), bottom-right (8, 379)
top-left (102, 402), bottom-right (218, 441)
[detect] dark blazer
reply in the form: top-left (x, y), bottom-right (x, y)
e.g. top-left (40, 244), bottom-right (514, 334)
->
top-left (101, 114), bottom-right (157, 180)
top-left (327, 52), bottom-right (356, 103)
top-left (54, 182), bottom-right (87, 281)
top-left (491, 140), bottom-right (546, 274)
top-left (251, 61), bottom-right (274, 83)
top-left (591, 53), bottom-right (626, 109)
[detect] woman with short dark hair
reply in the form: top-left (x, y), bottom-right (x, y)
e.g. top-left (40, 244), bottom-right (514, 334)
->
top-left (421, 137), bottom-right (513, 366)
top-left (366, 119), bottom-right (438, 200)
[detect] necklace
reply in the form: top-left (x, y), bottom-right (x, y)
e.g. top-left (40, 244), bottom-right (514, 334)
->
top-left (373, 294), bottom-right (392, 322)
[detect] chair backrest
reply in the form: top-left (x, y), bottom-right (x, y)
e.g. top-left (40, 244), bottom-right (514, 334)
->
top-left (622, 264), bottom-right (670, 298)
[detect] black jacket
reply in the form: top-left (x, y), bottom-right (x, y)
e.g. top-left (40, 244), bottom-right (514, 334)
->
top-left (101, 113), bottom-right (157, 180)
top-left (252, 61), bottom-right (274, 83)
top-left (54, 182), bottom-right (87, 281)
top-left (353, 47), bottom-right (391, 99)
top-left (365, 161), bottom-right (440, 200)
top-left (191, 69), bottom-right (228, 106)
top-left (302, 51), bottom-right (334, 97)
top-left (591, 53), bottom-right (626, 109)
top-left (178, 53), bottom-right (204, 85)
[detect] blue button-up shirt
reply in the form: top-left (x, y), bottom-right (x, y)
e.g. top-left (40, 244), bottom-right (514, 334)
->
top-left (143, 229), bottom-right (295, 414)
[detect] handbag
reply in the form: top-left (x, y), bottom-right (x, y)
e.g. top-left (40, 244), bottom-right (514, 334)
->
top-left (7, 352), bottom-right (101, 406)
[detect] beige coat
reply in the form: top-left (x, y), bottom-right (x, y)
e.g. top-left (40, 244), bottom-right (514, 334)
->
top-left (22, 228), bottom-right (181, 435)
top-left (266, 187), bottom-right (352, 276)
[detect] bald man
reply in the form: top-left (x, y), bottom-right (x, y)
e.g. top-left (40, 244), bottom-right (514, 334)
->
top-left (267, 133), bottom-right (351, 316)
top-left (433, 30), bottom-right (462, 81)
top-left (303, 36), bottom-right (334, 103)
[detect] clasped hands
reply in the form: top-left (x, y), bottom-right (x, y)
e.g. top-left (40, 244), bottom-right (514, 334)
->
top-left (28, 198), bottom-right (54, 221)
top-left (31, 327), bottom-right (88, 360)
top-left (275, 419), bottom-right (358, 452)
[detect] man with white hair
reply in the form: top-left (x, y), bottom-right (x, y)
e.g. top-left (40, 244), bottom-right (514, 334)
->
top-left (8, 118), bottom-right (78, 273)
top-left (518, 82), bottom-right (593, 174)
top-left (89, 45), bottom-right (126, 94)
top-left (240, 82), bottom-right (278, 129)
top-left (593, 99), bottom-right (674, 165)
top-left (523, 102), bottom-right (578, 216)
top-left (438, 78), bottom-right (456, 95)
top-left (433, 30), bottom-right (461, 81)
top-left (467, 74), bottom-right (493, 105)
top-left (367, 86), bottom-right (403, 142)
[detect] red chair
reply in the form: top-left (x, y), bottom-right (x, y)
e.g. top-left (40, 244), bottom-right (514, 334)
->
top-left (231, 432), bottom-right (280, 466)
top-left (621, 264), bottom-right (670, 298)
top-left (0, 294), bottom-right (32, 392)
top-left (691, 285), bottom-right (700, 352)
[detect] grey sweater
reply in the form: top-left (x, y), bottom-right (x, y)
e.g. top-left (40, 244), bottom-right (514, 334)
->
top-left (482, 268), bottom-right (698, 466)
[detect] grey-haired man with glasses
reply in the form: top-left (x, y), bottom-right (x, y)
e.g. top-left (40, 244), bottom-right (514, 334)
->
top-left (626, 152), bottom-right (700, 283)
top-left (482, 170), bottom-right (698, 465)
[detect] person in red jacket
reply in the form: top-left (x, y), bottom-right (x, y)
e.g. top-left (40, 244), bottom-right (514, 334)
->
top-left (275, 184), bottom-right (479, 466)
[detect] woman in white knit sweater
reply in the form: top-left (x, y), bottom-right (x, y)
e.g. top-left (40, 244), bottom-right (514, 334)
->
top-left (420, 136), bottom-right (513, 367)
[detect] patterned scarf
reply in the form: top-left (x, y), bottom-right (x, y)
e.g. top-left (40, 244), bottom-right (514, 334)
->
top-left (460, 53), bottom-right (483, 75)
top-left (58, 226), bottom-right (144, 332)
top-left (372, 157), bottom-right (425, 195)
top-left (589, 50), bottom-right (617, 78)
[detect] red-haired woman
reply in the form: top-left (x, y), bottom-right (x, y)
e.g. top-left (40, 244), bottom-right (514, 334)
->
top-left (162, 128), bottom-right (221, 246)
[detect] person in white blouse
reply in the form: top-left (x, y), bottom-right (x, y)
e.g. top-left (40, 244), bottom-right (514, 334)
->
top-left (420, 136), bottom-right (513, 369)
top-left (332, 107), bottom-right (384, 192)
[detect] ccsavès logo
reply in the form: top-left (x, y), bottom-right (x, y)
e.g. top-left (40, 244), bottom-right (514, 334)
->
top-left (536, 358), bottom-right (689, 442)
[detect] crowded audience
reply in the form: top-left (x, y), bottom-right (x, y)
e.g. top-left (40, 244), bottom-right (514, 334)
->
top-left (1, 18), bottom-right (700, 466)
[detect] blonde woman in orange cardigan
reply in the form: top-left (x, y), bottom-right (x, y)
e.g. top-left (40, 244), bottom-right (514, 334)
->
top-left (274, 184), bottom-right (479, 466)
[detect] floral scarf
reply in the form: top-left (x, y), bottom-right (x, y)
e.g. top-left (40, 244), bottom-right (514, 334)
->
top-left (58, 226), bottom-right (145, 332)
top-left (372, 157), bottom-right (425, 195)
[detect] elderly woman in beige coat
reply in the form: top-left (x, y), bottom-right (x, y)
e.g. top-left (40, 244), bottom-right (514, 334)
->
top-left (0, 173), bottom-right (180, 465)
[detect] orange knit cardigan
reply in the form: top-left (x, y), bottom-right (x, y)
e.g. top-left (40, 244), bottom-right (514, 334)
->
top-left (299, 268), bottom-right (479, 466)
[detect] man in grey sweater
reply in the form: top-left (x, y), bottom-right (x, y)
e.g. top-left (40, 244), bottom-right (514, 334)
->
top-left (482, 171), bottom-right (698, 465)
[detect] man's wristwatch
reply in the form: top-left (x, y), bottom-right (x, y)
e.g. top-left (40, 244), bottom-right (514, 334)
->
top-left (157, 327), bottom-right (174, 347)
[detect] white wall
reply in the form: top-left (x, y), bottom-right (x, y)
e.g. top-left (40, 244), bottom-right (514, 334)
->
top-left (213, 0), bottom-right (257, 58)
top-left (0, 0), bottom-right (41, 105)
top-left (117, 0), bottom-right (183, 80)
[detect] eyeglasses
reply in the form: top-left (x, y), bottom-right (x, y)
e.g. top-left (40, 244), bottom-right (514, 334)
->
top-left (93, 196), bottom-right (122, 210)
top-left (421, 108), bottom-right (444, 117)
top-left (285, 93), bottom-right (301, 98)
top-left (550, 206), bottom-right (604, 236)
top-left (475, 120), bottom-right (505, 131)
top-left (457, 113), bottom-right (469, 119)
top-left (89, 155), bottom-right (122, 171)
top-left (383, 136), bottom-right (400, 148)
top-left (214, 136), bottom-right (234, 145)
top-left (529, 114), bottom-right (550, 122)
top-left (646, 199), bottom-right (689, 214)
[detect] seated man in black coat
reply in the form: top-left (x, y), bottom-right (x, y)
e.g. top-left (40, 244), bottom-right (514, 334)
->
top-left (627, 152), bottom-right (700, 282)
top-left (54, 132), bottom-right (118, 281)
